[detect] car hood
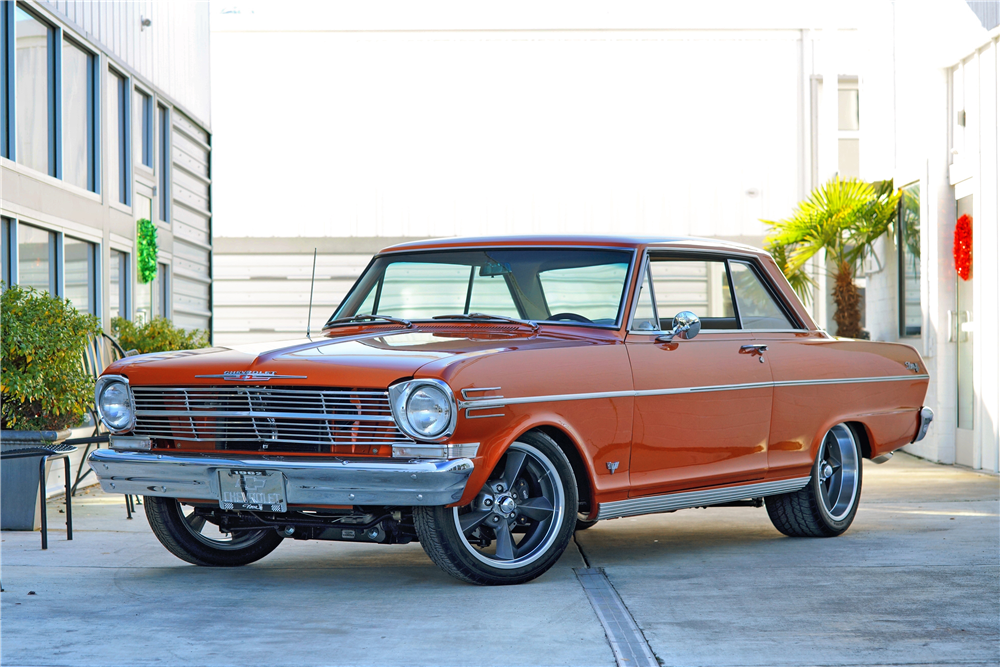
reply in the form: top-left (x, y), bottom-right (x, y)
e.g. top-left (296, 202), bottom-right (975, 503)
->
top-left (106, 326), bottom-right (609, 388)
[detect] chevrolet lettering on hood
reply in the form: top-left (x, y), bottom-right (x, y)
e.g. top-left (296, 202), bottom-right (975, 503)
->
top-left (88, 235), bottom-right (933, 586)
top-left (194, 371), bottom-right (308, 381)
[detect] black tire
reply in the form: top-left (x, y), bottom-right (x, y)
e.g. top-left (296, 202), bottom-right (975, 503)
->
top-left (144, 497), bottom-right (283, 566)
top-left (575, 516), bottom-right (598, 531)
top-left (765, 423), bottom-right (863, 537)
top-left (414, 431), bottom-right (578, 585)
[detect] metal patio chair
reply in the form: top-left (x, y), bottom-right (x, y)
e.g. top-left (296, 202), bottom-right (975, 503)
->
top-left (0, 444), bottom-right (76, 549)
top-left (64, 332), bottom-right (141, 518)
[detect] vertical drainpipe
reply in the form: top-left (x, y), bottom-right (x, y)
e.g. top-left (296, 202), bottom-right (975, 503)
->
top-left (816, 17), bottom-right (840, 334)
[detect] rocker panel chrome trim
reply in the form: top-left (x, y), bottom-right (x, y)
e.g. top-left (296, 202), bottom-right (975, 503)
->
top-left (596, 476), bottom-right (811, 520)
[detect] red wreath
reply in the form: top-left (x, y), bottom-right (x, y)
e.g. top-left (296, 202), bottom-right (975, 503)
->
top-left (954, 214), bottom-right (973, 281)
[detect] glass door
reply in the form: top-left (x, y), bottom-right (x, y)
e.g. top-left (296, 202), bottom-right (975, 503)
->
top-left (955, 195), bottom-right (974, 467)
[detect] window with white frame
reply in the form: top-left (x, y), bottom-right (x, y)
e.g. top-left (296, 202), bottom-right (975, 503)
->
top-left (107, 67), bottom-right (129, 205)
top-left (14, 5), bottom-right (55, 176)
top-left (62, 37), bottom-right (97, 191)
top-left (838, 79), bottom-right (860, 179)
top-left (898, 183), bottom-right (921, 337)
top-left (63, 235), bottom-right (96, 314)
top-left (17, 223), bottom-right (56, 293)
top-left (135, 88), bottom-right (152, 169)
top-left (1, 216), bottom-right (13, 286)
top-left (1, 4), bottom-right (16, 160)
top-left (109, 248), bottom-right (128, 319)
top-left (156, 261), bottom-right (169, 318)
top-left (158, 103), bottom-right (170, 221)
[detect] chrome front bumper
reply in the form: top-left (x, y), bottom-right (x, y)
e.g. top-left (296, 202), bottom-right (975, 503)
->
top-left (88, 449), bottom-right (474, 506)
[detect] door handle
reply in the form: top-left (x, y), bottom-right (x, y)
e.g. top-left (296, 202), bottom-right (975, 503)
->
top-left (740, 344), bottom-right (768, 363)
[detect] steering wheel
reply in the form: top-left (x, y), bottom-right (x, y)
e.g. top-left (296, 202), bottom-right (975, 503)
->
top-left (548, 312), bottom-right (593, 323)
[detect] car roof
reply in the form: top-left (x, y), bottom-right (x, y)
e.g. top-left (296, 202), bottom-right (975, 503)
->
top-left (379, 235), bottom-right (767, 255)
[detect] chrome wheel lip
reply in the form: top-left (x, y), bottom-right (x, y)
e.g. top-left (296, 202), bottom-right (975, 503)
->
top-left (176, 501), bottom-right (271, 550)
top-left (453, 441), bottom-right (566, 570)
top-left (817, 424), bottom-right (860, 521)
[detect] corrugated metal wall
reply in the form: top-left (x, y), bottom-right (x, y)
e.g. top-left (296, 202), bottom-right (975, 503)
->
top-left (170, 111), bottom-right (212, 331)
top-left (212, 238), bottom-right (426, 346)
top-left (39, 0), bottom-right (211, 124)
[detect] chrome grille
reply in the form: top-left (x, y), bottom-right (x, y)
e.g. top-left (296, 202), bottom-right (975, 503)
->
top-left (131, 386), bottom-right (412, 452)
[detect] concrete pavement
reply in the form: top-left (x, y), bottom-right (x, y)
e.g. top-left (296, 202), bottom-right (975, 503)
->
top-left (2, 453), bottom-right (997, 667)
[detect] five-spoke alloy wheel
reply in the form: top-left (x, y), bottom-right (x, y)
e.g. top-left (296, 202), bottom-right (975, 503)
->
top-left (414, 431), bottom-right (578, 585)
top-left (765, 423), bottom-right (863, 537)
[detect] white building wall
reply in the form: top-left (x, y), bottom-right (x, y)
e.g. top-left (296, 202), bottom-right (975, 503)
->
top-left (40, 0), bottom-right (212, 126)
top-left (861, 0), bottom-right (997, 472)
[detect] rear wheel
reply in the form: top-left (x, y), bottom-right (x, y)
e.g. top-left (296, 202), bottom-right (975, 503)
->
top-left (765, 423), bottom-right (862, 537)
top-left (575, 514), bottom-right (598, 531)
top-left (145, 497), bottom-right (283, 566)
top-left (414, 431), bottom-right (577, 585)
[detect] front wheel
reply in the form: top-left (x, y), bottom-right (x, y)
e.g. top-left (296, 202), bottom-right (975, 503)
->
top-left (145, 497), bottom-right (284, 566)
top-left (414, 431), bottom-right (578, 585)
top-left (765, 423), bottom-right (863, 537)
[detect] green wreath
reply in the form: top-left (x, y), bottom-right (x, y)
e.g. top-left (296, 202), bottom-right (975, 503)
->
top-left (136, 218), bottom-right (158, 284)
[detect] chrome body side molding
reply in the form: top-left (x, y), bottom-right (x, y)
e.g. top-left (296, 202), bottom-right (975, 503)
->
top-left (595, 476), bottom-right (811, 520)
top-left (457, 375), bottom-right (930, 411)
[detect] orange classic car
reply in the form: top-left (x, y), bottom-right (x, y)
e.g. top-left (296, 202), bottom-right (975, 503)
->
top-left (90, 236), bottom-right (932, 584)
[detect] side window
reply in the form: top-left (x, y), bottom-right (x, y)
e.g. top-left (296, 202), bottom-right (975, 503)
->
top-left (647, 259), bottom-right (736, 330)
top-left (729, 261), bottom-right (794, 330)
top-left (631, 261), bottom-right (657, 330)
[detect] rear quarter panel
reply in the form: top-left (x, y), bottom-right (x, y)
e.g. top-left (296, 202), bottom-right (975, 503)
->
top-left (757, 332), bottom-right (930, 477)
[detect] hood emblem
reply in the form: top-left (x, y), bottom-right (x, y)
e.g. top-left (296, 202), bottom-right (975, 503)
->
top-left (195, 371), bottom-right (308, 381)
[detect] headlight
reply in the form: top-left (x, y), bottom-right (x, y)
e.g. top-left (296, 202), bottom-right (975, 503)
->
top-left (96, 377), bottom-right (134, 432)
top-left (389, 379), bottom-right (456, 442)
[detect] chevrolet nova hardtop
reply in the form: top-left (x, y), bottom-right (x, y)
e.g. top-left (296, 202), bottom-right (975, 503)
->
top-left (90, 236), bottom-right (932, 584)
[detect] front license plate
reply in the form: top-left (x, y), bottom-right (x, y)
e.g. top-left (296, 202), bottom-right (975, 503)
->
top-left (218, 469), bottom-right (287, 512)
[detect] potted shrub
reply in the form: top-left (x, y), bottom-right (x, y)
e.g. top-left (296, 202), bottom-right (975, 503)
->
top-left (111, 317), bottom-right (210, 354)
top-left (1, 284), bottom-right (100, 530)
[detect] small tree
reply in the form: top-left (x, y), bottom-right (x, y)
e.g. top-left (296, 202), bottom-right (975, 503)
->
top-left (1, 284), bottom-right (102, 431)
top-left (764, 177), bottom-right (899, 338)
top-left (111, 317), bottom-right (210, 354)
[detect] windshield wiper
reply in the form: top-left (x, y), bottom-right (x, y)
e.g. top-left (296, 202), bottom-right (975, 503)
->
top-left (325, 314), bottom-right (413, 329)
top-left (432, 313), bottom-right (539, 332)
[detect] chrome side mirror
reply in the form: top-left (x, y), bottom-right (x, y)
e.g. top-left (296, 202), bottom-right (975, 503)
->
top-left (656, 311), bottom-right (701, 342)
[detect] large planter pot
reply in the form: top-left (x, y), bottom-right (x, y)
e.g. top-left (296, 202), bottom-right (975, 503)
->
top-left (1, 429), bottom-right (71, 531)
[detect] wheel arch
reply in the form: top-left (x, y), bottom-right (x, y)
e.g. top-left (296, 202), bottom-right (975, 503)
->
top-left (845, 421), bottom-right (873, 459)
top-left (530, 425), bottom-right (595, 519)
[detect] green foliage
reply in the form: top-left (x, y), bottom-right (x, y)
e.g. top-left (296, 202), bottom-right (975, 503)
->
top-left (762, 176), bottom-right (900, 337)
top-left (136, 218), bottom-right (158, 284)
top-left (763, 176), bottom-right (900, 276)
top-left (766, 242), bottom-right (816, 305)
top-left (111, 317), bottom-right (210, 355)
top-left (1, 283), bottom-right (102, 431)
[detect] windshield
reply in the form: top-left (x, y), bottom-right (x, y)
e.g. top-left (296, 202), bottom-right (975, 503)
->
top-left (331, 248), bottom-right (635, 328)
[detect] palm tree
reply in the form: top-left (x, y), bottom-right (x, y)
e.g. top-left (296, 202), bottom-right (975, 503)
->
top-left (764, 177), bottom-right (899, 338)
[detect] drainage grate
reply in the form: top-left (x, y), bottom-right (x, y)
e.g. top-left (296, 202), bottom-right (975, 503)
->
top-left (575, 567), bottom-right (659, 667)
